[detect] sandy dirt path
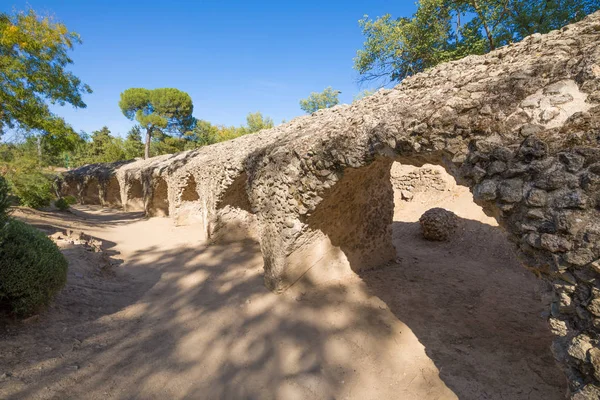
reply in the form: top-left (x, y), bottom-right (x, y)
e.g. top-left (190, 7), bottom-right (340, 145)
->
top-left (0, 188), bottom-right (565, 399)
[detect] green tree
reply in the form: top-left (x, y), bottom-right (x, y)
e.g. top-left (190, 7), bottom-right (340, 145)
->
top-left (299, 87), bottom-right (341, 114)
top-left (186, 119), bottom-right (220, 147)
top-left (0, 9), bottom-right (91, 144)
top-left (88, 126), bottom-right (125, 163)
top-left (354, 0), bottom-right (600, 84)
top-left (123, 125), bottom-right (144, 159)
top-left (118, 88), bottom-right (194, 159)
top-left (244, 112), bottom-right (274, 133)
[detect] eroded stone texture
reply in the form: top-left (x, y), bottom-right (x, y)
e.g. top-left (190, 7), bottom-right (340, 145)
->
top-left (60, 13), bottom-right (600, 396)
top-left (419, 208), bottom-right (459, 241)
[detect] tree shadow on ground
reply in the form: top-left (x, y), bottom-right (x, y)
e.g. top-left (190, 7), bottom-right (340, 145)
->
top-left (0, 209), bottom-right (566, 400)
top-left (358, 218), bottom-right (566, 399)
top-left (2, 227), bottom-right (442, 399)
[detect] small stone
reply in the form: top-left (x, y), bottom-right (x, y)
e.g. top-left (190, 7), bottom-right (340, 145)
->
top-left (549, 93), bottom-right (574, 105)
top-left (419, 208), bottom-right (459, 241)
top-left (552, 189), bottom-right (588, 209)
top-left (498, 179), bottom-right (523, 203)
top-left (565, 248), bottom-right (595, 267)
top-left (471, 166), bottom-right (487, 183)
top-left (488, 161), bottom-right (507, 175)
top-left (588, 297), bottom-right (600, 317)
top-left (572, 384), bottom-right (600, 400)
top-left (400, 190), bottom-right (414, 201)
top-left (559, 152), bottom-right (586, 172)
top-left (518, 136), bottom-right (547, 160)
top-left (526, 188), bottom-right (548, 207)
top-left (540, 107), bottom-right (560, 122)
top-left (540, 234), bottom-right (572, 253)
top-left (473, 180), bottom-right (497, 201)
top-left (567, 334), bottom-right (593, 362)
top-left (589, 347), bottom-right (600, 382)
top-left (548, 318), bottom-right (568, 337)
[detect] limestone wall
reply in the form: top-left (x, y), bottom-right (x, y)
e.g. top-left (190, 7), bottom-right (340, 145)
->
top-left (60, 13), bottom-right (600, 397)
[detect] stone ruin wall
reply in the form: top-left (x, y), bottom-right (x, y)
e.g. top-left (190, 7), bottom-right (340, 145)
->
top-left (390, 163), bottom-right (451, 201)
top-left (59, 13), bottom-right (600, 398)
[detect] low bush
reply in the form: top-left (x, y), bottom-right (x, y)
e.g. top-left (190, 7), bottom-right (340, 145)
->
top-left (54, 197), bottom-right (70, 211)
top-left (0, 219), bottom-right (68, 316)
top-left (0, 176), bottom-right (10, 224)
top-left (63, 195), bottom-right (77, 205)
top-left (9, 170), bottom-right (55, 209)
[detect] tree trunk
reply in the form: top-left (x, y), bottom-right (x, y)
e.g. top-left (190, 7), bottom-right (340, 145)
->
top-left (471, 0), bottom-right (496, 51)
top-left (144, 127), bottom-right (151, 159)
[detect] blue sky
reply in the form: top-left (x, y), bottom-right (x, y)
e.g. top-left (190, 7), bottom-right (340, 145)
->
top-left (5, 1), bottom-right (417, 137)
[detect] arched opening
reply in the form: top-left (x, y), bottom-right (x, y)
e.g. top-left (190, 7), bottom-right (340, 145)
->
top-left (126, 179), bottom-right (144, 212)
top-left (258, 134), bottom-right (600, 396)
top-left (211, 172), bottom-right (258, 243)
top-left (173, 174), bottom-right (203, 227)
top-left (147, 176), bottom-right (169, 217)
top-left (82, 178), bottom-right (101, 205)
top-left (104, 175), bottom-right (121, 208)
top-left (365, 161), bottom-right (565, 396)
top-left (181, 174), bottom-right (200, 202)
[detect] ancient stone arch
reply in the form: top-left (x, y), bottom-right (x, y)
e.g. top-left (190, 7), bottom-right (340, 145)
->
top-left (61, 13), bottom-right (600, 397)
top-left (146, 176), bottom-right (169, 217)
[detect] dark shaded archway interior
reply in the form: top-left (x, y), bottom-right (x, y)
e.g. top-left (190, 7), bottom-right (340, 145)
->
top-left (148, 177), bottom-right (169, 217)
top-left (82, 178), bottom-right (101, 205)
top-left (181, 174), bottom-right (200, 202)
top-left (104, 176), bottom-right (122, 208)
top-left (127, 179), bottom-right (145, 212)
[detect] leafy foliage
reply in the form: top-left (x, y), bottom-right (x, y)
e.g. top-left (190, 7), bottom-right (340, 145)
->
top-left (54, 197), bottom-right (69, 211)
top-left (299, 87), bottom-right (341, 114)
top-left (0, 176), bottom-right (10, 227)
top-left (244, 111), bottom-right (274, 133)
top-left (1, 152), bottom-right (55, 208)
top-left (123, 125), bottom-right (145, 160)
top-left (0, 9), bottom-right (91, 139)
top-left (354, 0), bottom-right (600, 84)
top-left (0, 219), bottom-right (68, 316)
top-left (119, 88), bottom-right (194, 159)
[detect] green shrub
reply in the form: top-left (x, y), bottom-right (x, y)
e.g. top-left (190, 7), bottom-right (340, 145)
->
top-left (9, 170), bottom-right (55, 209)
top-left (63, 195), bottom-right (77, 205)
top-left (0, 176), bottom-right (10, 224)
top-left (0, 219), bottom-right (68, 316)
top-left (54, 198), bottom-right (69, 211)
top-left (0, 176), bottom-right (11, 244)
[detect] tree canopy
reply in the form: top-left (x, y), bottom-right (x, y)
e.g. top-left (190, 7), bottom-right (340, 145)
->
top-left (118, 88), bottom-right (194, 159)
top-left (0, 9), bottom-right (91, 140)
top-left (354, 0), bottom-right (600, 85)
top-left (299, 87), bottom-right (341, 114)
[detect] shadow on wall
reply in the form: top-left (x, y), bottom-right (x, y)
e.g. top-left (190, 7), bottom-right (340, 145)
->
top-left (0, 208), bottom-right (565, 399)
top-left (104, 176), bottom-right (121, 208)
top-left (82, 178), bottom-right (101, 205)
top-left (147, 176), bottom-right (169, 217)
top-left (181, 174), bottom-right (200, 202)
top-left (126, 179), bottom-right (144, 212)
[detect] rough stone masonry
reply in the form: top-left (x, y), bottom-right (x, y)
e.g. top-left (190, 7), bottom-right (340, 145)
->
top-left (61, 12), bottom-right (600, 398)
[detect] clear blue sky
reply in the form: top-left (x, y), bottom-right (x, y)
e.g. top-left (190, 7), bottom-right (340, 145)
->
top-left (6, 0), bottom-right (417, 137)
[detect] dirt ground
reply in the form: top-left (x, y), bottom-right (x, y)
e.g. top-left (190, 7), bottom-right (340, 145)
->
top-left (0, 175), bottom-right (566, 399)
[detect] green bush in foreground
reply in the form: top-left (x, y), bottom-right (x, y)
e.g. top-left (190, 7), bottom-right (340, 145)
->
top-left (54, 197), bottom-right (70, 211)
top-left (0, 219), bottom-right (68, 316)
